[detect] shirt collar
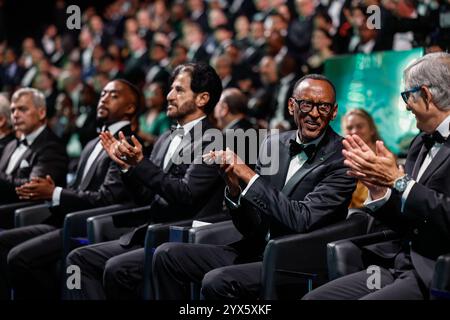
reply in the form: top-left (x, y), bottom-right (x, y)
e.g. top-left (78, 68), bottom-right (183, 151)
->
top-left (107, 120), bottom-right (131, 136)
top-left (177, 116), bottom-right (206, 135)
top-left (435, 114), bottom-right (450, 139)
top-left (296, 128), bottom-right (326, 147)
top-left (22, 124), bottom-right (46, 146)
top-left (223, 118), bottom-right (242, 131)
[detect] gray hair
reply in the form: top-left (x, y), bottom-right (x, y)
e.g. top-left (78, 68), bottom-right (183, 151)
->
top-left (403, 52), bottom-right (450, 110)
top-left (11, 87), bottom-right (47, 110)
top-left (0, 94), bottom-right (12, 128)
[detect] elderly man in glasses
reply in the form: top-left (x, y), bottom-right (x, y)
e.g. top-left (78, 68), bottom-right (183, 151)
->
top-left (152, 74), bottom-right (356, 300)
top-left (304, 52), bottom-right (450, 300)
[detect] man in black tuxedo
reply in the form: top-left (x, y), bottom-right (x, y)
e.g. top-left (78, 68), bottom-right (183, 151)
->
top-left (0, 79), bottom-right (139, 300)
top-left (303, 52), bottom-right (450, 300)
top-left (152, 74), bottom-right (356, 299)
top-left (0, 88), bottom-right (67, 208)
top-left (64, 63), bottom-right (224, 300)
top-left (0, 95), bottom-right (15, 158)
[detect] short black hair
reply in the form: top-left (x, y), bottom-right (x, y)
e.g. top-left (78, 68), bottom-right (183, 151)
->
top-left (115, 78), bottom-right (143, 117)
top-left (170, 63), bottom-right (223, 115)
top-left (294, 74), bottom-right (337, 103)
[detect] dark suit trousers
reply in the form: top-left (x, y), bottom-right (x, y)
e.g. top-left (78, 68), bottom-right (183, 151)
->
top-left (153, 242), bottom-right (262, 300)
top-left (0, 224), bottom-right (60, 300)
top-left (64, 240), bottom-right (143, 300)
top-left (302, 267), bottom-right (426, 300)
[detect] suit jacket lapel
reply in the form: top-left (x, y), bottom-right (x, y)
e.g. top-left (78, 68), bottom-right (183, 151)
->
top-left (418, 139), bottom-right (450, 184)
top-left (272, 131), bottom-right (294, 190)
top-left (163, 119), bottom-right (207, 172)
top-left (411, 144), bottom-right (428, 179)
top-left (281, 127), bottom-right (337, 196)
top-left (78, 140), bottom-right (105, 190)
top-left (0, 141), bottom-right (17, 171)
top-left (71, 139), bottom-right (97, 188)
top-left (281, 148), bottom-right (336, 196)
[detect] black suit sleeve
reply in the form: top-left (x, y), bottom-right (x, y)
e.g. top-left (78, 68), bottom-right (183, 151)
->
top-left (122, 140), bottom-right (221, 208)
top-left (243, 160), bottom-right (355, 233)
top-left (59, 162), bottom-right (128, 212)
top-left (371, 182), bottom-right (450, 237)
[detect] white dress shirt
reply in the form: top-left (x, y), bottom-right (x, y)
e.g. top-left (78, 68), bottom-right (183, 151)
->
top-left (163, 116), bottom-right (206, 169)
top-left (5, 125), bottom-right (46, 175)
top-left (52, 120), bottom-right (130, 206)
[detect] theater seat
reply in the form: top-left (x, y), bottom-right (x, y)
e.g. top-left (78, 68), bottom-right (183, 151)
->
top-left (0, 201), bottom-right (41, 229)
top-left (62, 203), bottom-right (135, 258)
top-left (261, 211), bottom-right (369, 299)
top-left (142, 212), bottom-right (230, 299)
top-left (14, 203), bottom-right (52, 227)
top-left (327, 231), bottom-right (450, 300)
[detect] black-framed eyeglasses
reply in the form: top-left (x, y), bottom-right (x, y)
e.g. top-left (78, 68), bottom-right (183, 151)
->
top-left (400, 86), bottom-right (421, 104)
top-left (291, 98), bottom-right (335, 116)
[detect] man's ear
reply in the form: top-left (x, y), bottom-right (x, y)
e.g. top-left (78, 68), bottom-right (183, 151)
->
top-left (288, 98), bottom-right (294, 115)
top-left (421, 86), bottom-right (432, 105)
top-left (126, 103), bottom-right (137, 117)
top-left (38, 107), bottom-right (47, 121)
top-left (331, 104), bottom-right (338, 120)
top-left (195, 92), bottom-right (210, 109)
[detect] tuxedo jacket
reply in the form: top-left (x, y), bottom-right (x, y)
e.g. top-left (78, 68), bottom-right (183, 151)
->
top-left (0, 126), bottom-right (68, 203)
top-left (229, 127), bottom-right (356, 260)
top-left (118, 118), bottom-right (225, 246)
top-left (368, 133), bottom-right (450, 287)
top-left (44, 125), bottom-right (134, 227)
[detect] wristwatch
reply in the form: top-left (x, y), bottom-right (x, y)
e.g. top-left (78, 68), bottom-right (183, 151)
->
top-left (393, 174), bottom-right (412, 193)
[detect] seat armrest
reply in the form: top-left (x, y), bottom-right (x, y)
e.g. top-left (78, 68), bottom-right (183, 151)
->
top-left (87, 205), bottom-right (152, 243)
top-left (431, 253), bottom-right (450, 300)
top-left (0, 201), bottom-right (41, 229)
top-left (62, 204), bottom-right (134, 258)
top-left (261, 214), bottom-right (368, 299)
top-left (327, 230), bottom-right (399, 281)
top-left (188, 220), bottom-right (241, 245)
top-left (15, 203), bottom-right (51, 227)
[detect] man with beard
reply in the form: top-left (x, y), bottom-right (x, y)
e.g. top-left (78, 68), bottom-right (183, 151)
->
top-left (151, 74), bottom-right (356, 299)
top-left (0, 79), bottom-right (139, 300)
top-left (64, 63), bottom-right (225, 300)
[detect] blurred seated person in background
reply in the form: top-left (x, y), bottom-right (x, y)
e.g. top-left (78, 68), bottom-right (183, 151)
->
top-left (137, 81), bottom-right (172, 153)
top-left (341, 108), bottom-right (382, 208)
top-left (49, 92), bottom-right (76, 146)
top-left (302, 27), bottom-right (335, 75)
top-left (0, 95), bottom-right (15, 157)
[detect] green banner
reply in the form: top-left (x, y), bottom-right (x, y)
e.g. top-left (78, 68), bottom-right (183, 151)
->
top-left (325, 48), bottom-right (424, 155)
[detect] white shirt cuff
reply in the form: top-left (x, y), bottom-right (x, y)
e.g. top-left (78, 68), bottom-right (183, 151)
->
top-left (242, 174), bottom-right (259, 196)
top-left (52, 186), bottom-right (63, 206)
top-left (400, 180), bottom-right (415, 213)
top-left (224, 186), bottom-right (242, 209)
top-left (364, 188), bottom-right (392, 212)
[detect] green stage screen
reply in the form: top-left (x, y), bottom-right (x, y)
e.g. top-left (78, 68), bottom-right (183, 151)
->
top-left (325, 48), bottom-right (424, 156)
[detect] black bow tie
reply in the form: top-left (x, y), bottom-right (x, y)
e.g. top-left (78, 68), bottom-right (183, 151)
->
top-left (422, 131), bottom-right (447, 150)
top-left (289, 139), bottom-right (316, 159)
top-left (170, 125), bottom-right (184, 137)
top-left (17, 138), bottom-right (28, 147)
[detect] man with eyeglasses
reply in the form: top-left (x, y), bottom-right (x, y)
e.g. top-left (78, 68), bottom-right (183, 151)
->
top-left (152, 74), bottom-right (356, 299)
top-left (304, 52), bottom-right (450, 300)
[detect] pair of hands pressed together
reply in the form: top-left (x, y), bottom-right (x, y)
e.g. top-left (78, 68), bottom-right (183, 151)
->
top-left (342, 134), bottom-right (404, 200)
top-left (14, 131), bottom-right (145, 201)
top-left (203, 148), bottom-right (256, 198)
top-left (99, 131), bottom-right (144, 170)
